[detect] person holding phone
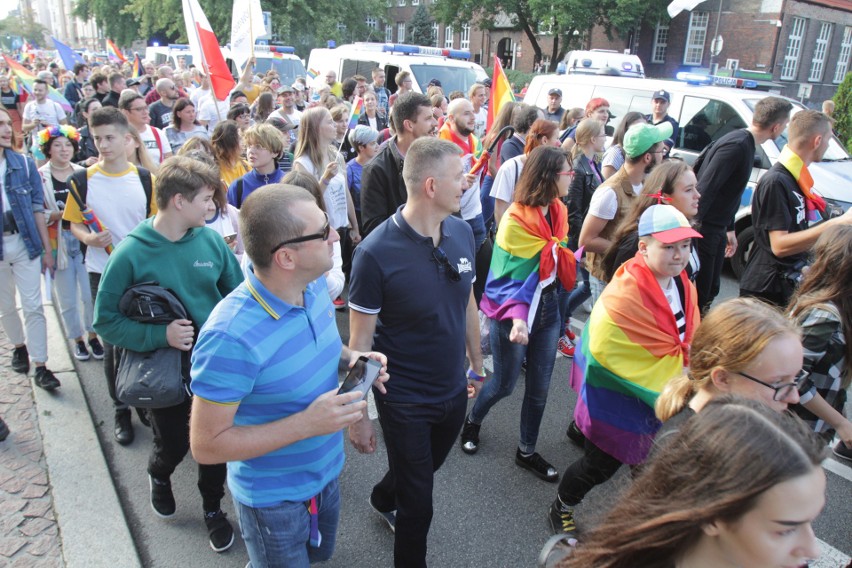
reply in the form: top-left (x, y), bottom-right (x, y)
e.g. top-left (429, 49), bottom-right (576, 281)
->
top-left (189, 184), bottom-right (388, 567)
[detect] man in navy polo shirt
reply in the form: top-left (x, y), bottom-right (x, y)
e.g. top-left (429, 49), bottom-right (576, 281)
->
top-left (189, 185), bottom-right (388, 567)
top-left (348, 137), bottom-right (485, 568)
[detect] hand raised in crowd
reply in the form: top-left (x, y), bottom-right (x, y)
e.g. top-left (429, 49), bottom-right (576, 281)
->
top-left (166, 319), bottom-right (194, 351)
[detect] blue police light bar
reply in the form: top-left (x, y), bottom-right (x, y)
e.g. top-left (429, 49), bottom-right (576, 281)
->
top-left (167, 44), bottom-right (191, 50)
top-left (711, 75), bottom-right (758, 89)
top-left (254, 44), bottom-right (296, 54)
top-left (380, 43), bottom-right (471, 59)
top-left (676, 72), bottom-right (713, 85)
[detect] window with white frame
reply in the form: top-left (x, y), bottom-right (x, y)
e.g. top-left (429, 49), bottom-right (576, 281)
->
top-left (781, 17), bottom-right (806, 80)
top-left (683, 12), bottom-right (708, 65)
top-left (365, 16), bottom-right (378, 30)
top-left (445, 25), bottom-right (454, 49)
top-left (431, 22), bottom-right (439, 47)
top-left (834, 26), bottom-right (852, 83)
top-left (725, 59), bottom-right (739, 70)
top-left (652, 21), bottom-right (669, 64)
top-left (460, 24), bottom-right (470, 50)
top-left (397, 0), bottom-right (405, 6)
top-left (398, 22), bottom-right (406, 43)
top-left (385, 24), bottom-right (393, 43)
top-left (412, 0), bottom-right (419, 5)
top-left (808, 22), bottom-right (832, 82)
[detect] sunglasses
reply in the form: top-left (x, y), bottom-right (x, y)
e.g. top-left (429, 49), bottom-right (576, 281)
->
top-left (736, 370), bottom-right (806, 402)
top-left (270, 214), bottom-right (331, 253)
top-left (431, 247), bottom-right (461, 282)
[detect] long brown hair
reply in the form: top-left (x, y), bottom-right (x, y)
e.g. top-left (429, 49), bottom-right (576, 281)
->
top-left (656, 298), bottom-right (800, 422)
top-left (562, 396), bottom-right (826, 568)
top-left (789, 224), bottom-right (852, 386)
top-left (211, 120), bottom-right (242, 167)
top-left (523, 118), bottom-right (557, 154)
top-left (600, 160), bottom-right (692, 281)
top-left (0, 107), bottom-right (21, 151)
top-left (482, 101), bottom-right (518, 149)
top-left (513, 145), bottom-right (571, 208)
top-left (294, 106), bottom-right (341, 177)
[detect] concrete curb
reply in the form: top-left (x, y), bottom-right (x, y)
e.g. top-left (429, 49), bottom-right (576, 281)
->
top-left (33, 291), bottom-right (141, 568)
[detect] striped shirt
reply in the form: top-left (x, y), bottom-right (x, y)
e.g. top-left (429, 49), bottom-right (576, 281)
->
top-left (190, 272), bottom-right (344, 507)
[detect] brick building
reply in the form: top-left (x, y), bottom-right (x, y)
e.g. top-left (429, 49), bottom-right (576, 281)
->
top-left (587, 0), bottom-right (852, 104)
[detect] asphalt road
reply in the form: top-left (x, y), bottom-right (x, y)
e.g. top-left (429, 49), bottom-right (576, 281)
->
top-left (73, 268), bottom-right (852, 567)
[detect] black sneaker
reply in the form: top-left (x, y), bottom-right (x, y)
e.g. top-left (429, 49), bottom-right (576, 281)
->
top-left (515, 449), bottom-right (559, 482)
top-left (460, 417), bottom-right (481, 455)
top-left (566, 421), bottom-right (586, 448)
top-left (88, 338), bottom-right (104, 360)
top-left (833, 441), bottom-right (852, 462)
top-left (204, 510), bottom-right (235, 552)
top-left (74, 340), bottom-right (91, 361)
top-left (11, 345), bottom-right (29, 374)
top-left (368, 495), bottom-right (396, 533)
top-left (148, 475), bottom-right (176, 518)
top-left (114, 411), bottom-right (134, 445)
top-left (34, 367), bottom-right (61, 391)
top-left (0, 416), bottom-right (9, 442)
top-left (548, 499), bottom-right (577, 534)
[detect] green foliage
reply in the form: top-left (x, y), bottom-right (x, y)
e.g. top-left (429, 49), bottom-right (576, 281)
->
top-left (0, 14), bottom-right (49, 46)
top-left (833, 72), bottom-right (852, 152)
top-left (408, 5), bottom-right (434, 47)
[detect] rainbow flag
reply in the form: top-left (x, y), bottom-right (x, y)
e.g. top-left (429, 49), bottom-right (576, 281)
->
top-left (131, 53), bottom-right (143, 78)
top-left (347, 96), bottom-right (364, 130)
top-left (106, 39), bottom-right (127, 63)
top-left (487, 55), bottom-right (515, 131)
top-left (307, 68), bottom-right (320, 79)
top-left (570, 254), bottom-right (698, 465)
top-left (480, 201), bottom-right (575, 326)
top-left (2, 55), bottom-right (72, 113)
top-left (778, 145), bottom-right (826, 221)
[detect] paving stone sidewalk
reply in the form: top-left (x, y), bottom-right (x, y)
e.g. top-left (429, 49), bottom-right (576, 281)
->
top-left (0, 333), bottom-right (64, 567)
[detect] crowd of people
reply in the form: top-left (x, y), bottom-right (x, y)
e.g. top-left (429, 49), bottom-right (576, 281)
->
top-left (1, 50), bottom-right (850, 568)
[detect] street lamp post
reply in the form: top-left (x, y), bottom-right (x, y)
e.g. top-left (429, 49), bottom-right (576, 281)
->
top-left (707, 0), bottom-right (723, 74)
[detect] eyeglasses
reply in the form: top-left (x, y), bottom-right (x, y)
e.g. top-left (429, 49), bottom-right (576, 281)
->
top-left (129, 106), bottom-right (148, 112)
top-left (431, 247), bottom-right (461, 282)
top-left (736, 370), bottom-right (806, 401)
top-left (270, 214), bottom-right (331, 253)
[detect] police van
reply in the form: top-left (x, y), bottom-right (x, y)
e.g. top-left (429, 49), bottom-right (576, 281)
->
top-left (557, 49), bottom-right (645, 78)
top-left (233, 44), bottom-right (307, 86)
top-left (145, 44), bottom-right (195, 69)
top-left (523, 73), bottom-right (852, 277)
top-left (307, 42), bottom-right (488, 96)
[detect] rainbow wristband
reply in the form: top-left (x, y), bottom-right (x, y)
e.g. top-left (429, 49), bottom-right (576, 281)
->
top-left (467, 368), bottom-right (486, 382)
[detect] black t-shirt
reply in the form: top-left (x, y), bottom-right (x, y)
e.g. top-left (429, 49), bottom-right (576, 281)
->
top-left (52, 175), bottom-right (70, 209)
top-left (740, 162), bottom-right (810, 294)
top-left (148, 101), bottom-right (173, 130)
top-left (1, 88), bottom-right (19, 110)
top-left (695, 129), bottom-right (756, 231)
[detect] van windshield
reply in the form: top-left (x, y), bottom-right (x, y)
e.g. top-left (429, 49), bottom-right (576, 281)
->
top-left (745, 98), bottom-right (850, 161)
top-left (253, 58), bottom-right (308, 86)
top-left (409, 64), bottom-right (482, 95)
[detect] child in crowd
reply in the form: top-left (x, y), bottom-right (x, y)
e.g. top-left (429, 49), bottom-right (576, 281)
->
top-left (226, 123), bottom-right (284, 209)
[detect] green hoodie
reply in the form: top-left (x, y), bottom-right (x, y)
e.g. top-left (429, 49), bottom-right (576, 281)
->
top-left (94, 218), bottom-right (243, 352)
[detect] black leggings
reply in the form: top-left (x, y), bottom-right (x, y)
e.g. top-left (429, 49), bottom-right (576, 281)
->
top-left (557, 438), bottom-right (623, 506)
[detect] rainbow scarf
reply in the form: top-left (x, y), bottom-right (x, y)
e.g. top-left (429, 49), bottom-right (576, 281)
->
top-left (570, 253), bottom-right (698, 464)
top-left (778, 145), bottom-right (826, 222)
top-left (480, 201), bottom-right (576, 327)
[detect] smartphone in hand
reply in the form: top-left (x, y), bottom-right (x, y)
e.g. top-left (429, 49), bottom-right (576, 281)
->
top-left (338, 356), bottom-right (381, 403)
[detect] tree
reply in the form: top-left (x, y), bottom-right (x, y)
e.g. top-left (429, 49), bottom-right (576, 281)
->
top-left (0, 14), bottom-right (49, 46)
top-left (430, 0), bottom-right (668, 71)
top-left (834, 72), bottom-right (852, 153)
top-left (408, 5), bottom-right (434, 47)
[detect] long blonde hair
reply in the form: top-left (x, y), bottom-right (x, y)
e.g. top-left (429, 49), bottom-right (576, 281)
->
top-left (655, 298), bottom-right (800, 422)
top-left (127, 125), bottom-right (159, 174)
top-left (294, 106), bottom-right (341, 176)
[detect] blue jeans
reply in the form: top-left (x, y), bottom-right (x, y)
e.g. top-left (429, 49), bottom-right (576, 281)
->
top-left (372, 390), bottom-right (468, 568)
top-left (465, 213), bottom-right (486, 252)
top-left (53, 231), bottom-right (94, 340)
top-left (234, 478), bottom-right (340, 568)
top-left (558, 266), bottom-right (590, 332)
top-left (469, 289), bottom-right (561, 453)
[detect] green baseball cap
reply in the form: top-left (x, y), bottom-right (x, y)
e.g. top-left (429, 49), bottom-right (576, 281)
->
top-left (623, 122), bottom-right (673, 158)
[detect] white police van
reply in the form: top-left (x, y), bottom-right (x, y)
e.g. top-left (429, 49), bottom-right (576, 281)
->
top-left (524, 72), bottom-right (852, 277)
top-left (307, 42), bottom-right (488, 96)
top-left (234, 44), bottom-right (307, 86)
top-left (145, 44), bottom-right (195, 70)
top-left (557, 49), bottom-right (645, 78)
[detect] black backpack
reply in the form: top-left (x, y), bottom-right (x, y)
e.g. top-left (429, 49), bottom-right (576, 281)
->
top-left (69, 167), bottom-right (154, 217)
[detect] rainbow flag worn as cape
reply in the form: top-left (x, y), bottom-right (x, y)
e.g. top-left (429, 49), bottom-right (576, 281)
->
top-left (778, 145), bottom-right (826, 222)
top-left (570, 253), bottom-right (698, 464)
top-left (106, 39), bottom-right (127, 63)
top-left (2, 55), bottom-right (73, 113)
top-left (481, 201), bottom-right (576, 327)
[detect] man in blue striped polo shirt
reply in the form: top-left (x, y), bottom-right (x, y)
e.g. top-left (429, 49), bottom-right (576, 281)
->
top-left (189, 184), bottom-right (388, 567)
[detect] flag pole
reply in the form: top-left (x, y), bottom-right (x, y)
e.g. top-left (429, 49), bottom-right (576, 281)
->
top-left (186, 0), bottom-right (223, 123)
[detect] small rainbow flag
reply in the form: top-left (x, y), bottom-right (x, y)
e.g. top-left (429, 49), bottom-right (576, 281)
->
top-left (106, 39), bottom-right (127, 63)
top-left (307, 68), bottom-right (320, 79)
top-left (487, 55), bottom-right (515, 131)
top-left (131, 53), bottom-right (143, 78)
top-left (347, 96), bottom-right (364, 130)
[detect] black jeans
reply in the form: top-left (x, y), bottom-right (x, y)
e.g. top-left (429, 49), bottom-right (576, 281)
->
top-left (371, 389), bottom-right (468, 568)
top-left (694, 227), bottom-right (727, 314)
top-left (88, 272), bottom-right (126, 413)
top-left (148, 396), bottom-right (226, 513)
top-left (557, 438), bottom-right (623, 506)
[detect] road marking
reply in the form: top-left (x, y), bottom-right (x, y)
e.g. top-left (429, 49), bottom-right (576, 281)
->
top-left (822, 456), bottom-right (852, 482)
top-left (812, 538), bottom-right (850, 567)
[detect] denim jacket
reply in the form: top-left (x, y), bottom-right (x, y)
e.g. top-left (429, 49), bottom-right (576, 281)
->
top-left (1, 150), bottom-right (46, 261)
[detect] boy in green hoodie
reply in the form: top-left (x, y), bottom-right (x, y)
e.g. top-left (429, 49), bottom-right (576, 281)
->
top-left (94, 156), bottom-right (243, 553)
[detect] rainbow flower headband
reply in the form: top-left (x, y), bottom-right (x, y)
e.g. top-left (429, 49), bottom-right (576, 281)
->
top-left (37, 125), bottom-right (81, 146)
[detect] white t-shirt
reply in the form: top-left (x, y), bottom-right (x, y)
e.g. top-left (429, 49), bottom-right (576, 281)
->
top-left (294, 156), bottom-right (350, 230)
top-left (23, 100), bottom-right (66, 127)
top-left (490, 156), bottom-right (525, 204)
top-left (459, 153), bottom-right (482, 221)
top-left (473, 107), bottom-right (488, 139)
top-left (587, 182), bottom-right (643, 221)
top-left (190, 87), bottom-right (212, 108)
top-left (198, 99), bottom-right (230, 131)
top-left (139, 125), bottom-right (168, 165)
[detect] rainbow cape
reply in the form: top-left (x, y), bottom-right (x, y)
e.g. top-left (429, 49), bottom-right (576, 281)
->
top-left (778, 145), bottom-right (826, 221)
top-left (481, 201), bottom-right (576, 327)
top-left (2, 55), bottom-right (72, 113)
top-left (570, 253), bottom-right (698, 464)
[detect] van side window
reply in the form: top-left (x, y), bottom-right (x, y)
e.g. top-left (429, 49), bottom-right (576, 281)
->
top-left (678, 96), bottom-right (746, 152)
top-left (341, 59), bottom-right (381, 82)
top-left (590, 86), bottom-right (653, 132)
top-left (385, 66), bottom-right (400, 93)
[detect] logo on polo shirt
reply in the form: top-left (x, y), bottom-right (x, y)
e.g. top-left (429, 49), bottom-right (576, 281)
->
top-left (457, 257), bottom-right (473, 274)
top-left (193, 260), bottom-right (214, 268)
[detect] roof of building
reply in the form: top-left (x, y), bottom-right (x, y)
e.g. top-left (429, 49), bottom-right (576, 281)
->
top-left (794, 0), bottom-right (852, 13)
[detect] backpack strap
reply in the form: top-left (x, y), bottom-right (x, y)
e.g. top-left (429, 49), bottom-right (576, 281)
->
top-left (69, 169), bottom-right (89, 205)
top-left (137, 167), bottom-right (154, 217)
top-left (150, 128), bottom-right (164, 162)
top-left (235, 179), bottom-right (245, 209)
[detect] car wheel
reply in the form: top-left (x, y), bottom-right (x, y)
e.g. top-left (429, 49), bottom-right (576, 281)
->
top-left (730, 225), bottom-right (754, 279)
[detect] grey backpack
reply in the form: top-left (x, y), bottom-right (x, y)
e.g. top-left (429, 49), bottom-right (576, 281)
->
top-left (115, 282), bottom-right (191, 409)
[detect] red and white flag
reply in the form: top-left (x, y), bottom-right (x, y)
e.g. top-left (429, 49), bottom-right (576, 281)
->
top-left (182, 0), bottom-right (235, 102)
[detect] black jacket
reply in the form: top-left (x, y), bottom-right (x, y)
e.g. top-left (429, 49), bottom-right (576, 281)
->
top-left (358, 111), bottom-right (389, 132)
top-left (74, 125), bottom-right (98, 165)
top-left (566, 153), bottom-right (601, 250)
top-left (361, 137), bottom-right (406, 236)
top-left (695, 129), bottom-right (755, 232)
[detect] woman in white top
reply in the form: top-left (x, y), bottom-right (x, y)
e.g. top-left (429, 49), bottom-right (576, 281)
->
top-left (163, 98), bottom-right (209, 153)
